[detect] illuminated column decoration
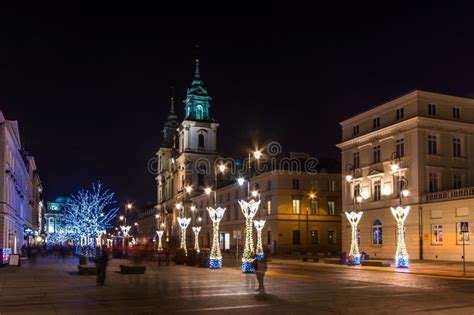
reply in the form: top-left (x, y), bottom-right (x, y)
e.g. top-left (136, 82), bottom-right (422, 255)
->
top-left (120, 225), bottom-right (131, 237)
top-left (192, 226), bottom-right (201, 253)
top-left (239, 199), bottom-right (261, 273)
top-left (391, 206), bottom-right (411, 268)
top-left (344, 211), bottom-right (363, 265)
top-left (253, 220), bottom-right (266, 261)
top-left (156, 230), bottom-right (164, 251)
top-left (177, 217), bottom-right (191, 254)
top-left (207, 207), bottom-right (226, 269)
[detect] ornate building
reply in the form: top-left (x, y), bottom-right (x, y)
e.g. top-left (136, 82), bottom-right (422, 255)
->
top-left (0, 111), bottom-right (43, 256)
top-left (338, 90), bottom-right (474, 261)
top-left (156, 60), bottom-right (219, 245)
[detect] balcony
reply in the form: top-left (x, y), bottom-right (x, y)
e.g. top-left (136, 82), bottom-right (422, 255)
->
top-left (424, 187), bottom-right (474, 203)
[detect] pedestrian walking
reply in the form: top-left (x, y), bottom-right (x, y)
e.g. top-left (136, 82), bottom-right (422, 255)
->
top-left (253, 256), bottom-right (268, 292)
top-left (96, 246), bottom-right (109, 286)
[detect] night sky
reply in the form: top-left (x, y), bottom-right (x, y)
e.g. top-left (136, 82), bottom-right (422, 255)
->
top-left (1, 5), bottom-right (473, 207)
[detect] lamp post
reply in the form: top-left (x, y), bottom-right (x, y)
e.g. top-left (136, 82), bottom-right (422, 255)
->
top-left (192, 226), bottom-right (201, 253)
top-left (390, 152), bottom-right (410, 268)
top-left (156, 230), bottom-right (164, 251)
top-left (344, 163), bottom-right (364, 265)
top-left (253, 219), bottom-right (266, 260)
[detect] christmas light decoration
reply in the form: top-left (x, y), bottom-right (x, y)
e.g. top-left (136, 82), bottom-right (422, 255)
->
top-left (344, 210), bottom-right (363, 265)
top-left (391, 206), bottom-right (410, 268)
top-left (192, 226), bottom-right (201, 253)
top-left (239, 199), bottom-right (261, 273)
top-left (253, 219), bottom-right (266, 261)
top-left (60, 182), bottom-right (119, 257)
top-left (177, 217), bottom-right (191, 254)
top-left (207, 207), bottom-right (226, 268)
top-left (156, 230), bottom-right (164, 251)
top-left (120, 225), bottom-right (131, 237)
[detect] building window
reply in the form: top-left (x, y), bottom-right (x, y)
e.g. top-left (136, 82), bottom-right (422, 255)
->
top-left (327, 201), bottom-right (335, 215)
top-left (428, 135), bottom-right (438, 155)
top-left (198, 174), bottom-right (204, 187)
top-left (353, 152), bottom-right (360, 168)
top-left (373, 117), bottom-right (380, 129)
top-left (293, 230), bottom-right (301, 245)
top-left (428, 103), bottom-right (437, 116)
top-left (372, 219), bottom-right (383, 245)
top-left (267, 180), bottom-right (272, 191)
top-left (432, 224), bottom-right (443, 244)
top-left (396, 138), bottom-right (405, 157)
top-left (396, 108), bottom-right (404, 120)
top-left (328, 229), bottom-right (336, 245)
top-left (453, 107), bottom-right (461, 119)
top-left (354, 183), bottom-right (361, 199)
top-left (373, 180), bottom-right (381, 201)
top-left (352, 125), bottom-right (359, 136)
top-left (328, 180), bottom-right (336, 192)
top-left (453, 137), bottom-right (462, 157)
top-left (453, 174), bottom-right (463, 189)
top-left (266, 199), bottom-right (272, 215)
top-left (292, 198), bottom-right (301, 214)
top-left (310, 199), bottom-right (318, 215)
top-left (373, 145), bottom-right (381, 164)
top-left (234, 203), bottom-right (239, 220)
top-left (311, 230), bottom-right (319, 244)
top-left (292, 179), bottom-right (300, 190)
top-left (457, 222), bottom-right (470, 245)
top-left (196, 105), bottom-right (204, 120)
top-left (198, 134), bottom-right (205, 147)
top-left (429, 172), bottom-right (439, 193)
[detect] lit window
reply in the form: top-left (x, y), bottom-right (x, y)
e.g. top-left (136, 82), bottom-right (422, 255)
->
top-left (266, 199), bottom-right (272, 215)
top-left (310, 199), bottom-right (318, 215)
top-left (372, 219), bottom-right (383, 245)
top-left (292, 198), bottom-right (301, 214)
top-left (328, 180), bottom-right (336, 192)
top-left (432, 224), bottom-right (443, 244)
top-left (373, 180), bottom-right (381, 201)
top-left (328, 229), bottom-right (336, 245)
top-left (327, 201), bottom-right (335, 215)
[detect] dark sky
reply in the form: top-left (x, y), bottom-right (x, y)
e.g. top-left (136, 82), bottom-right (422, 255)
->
top-left (1, 4), bottom-right (473, 207)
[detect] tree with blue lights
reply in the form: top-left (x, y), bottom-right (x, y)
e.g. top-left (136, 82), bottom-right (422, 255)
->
top-left (62, 182), bottom-right (119, 257)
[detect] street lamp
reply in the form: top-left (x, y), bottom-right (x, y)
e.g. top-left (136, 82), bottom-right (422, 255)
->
top-left (390, 152), bottom-right (410, 268)
top-left (344, 163), bottom-right (364, 265)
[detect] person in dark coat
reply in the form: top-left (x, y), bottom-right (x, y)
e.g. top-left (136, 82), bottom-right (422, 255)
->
top-left (96, 246), bottom-right (109, 286)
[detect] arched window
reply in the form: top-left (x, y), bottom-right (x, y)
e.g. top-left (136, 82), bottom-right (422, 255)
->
top-left (372, 219), bottom-right (383, 245)
top-left (198, 134), bottom-right (205, 147)
top-left (196, 105), bottom-right (204, 120)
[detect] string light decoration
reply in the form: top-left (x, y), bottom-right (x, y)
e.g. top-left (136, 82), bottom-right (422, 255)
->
top-left (156, 230), bottom-right (164, 251)
top-left (344, 211), bottom-right (363, 265)
top-left (391, 206), bottom-right (410, 268)
top-left (120, 225), bottom-right (131, 237)
top-left (177, 217), bottom-right (191, 255)
top-left (253, 220), bottom-right (266, 261)
top-left (239, 199), bottom-right (261, 273)
top-left (192, 226), bottom-right (201, 253)
top-left (207, 207), bottom-right (226, 268)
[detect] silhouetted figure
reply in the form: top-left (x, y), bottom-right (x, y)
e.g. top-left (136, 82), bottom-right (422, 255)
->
top-left (96, 246), bottom-right (109, 286)
top-left (253, 256), bottom-right (268, 292)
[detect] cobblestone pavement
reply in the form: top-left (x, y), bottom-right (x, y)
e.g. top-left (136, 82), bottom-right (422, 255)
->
top-left (1, 256), bottom-right (474, 314)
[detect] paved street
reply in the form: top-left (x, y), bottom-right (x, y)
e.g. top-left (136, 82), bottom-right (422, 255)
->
top-left (2, 257), bottom-right (474, 314)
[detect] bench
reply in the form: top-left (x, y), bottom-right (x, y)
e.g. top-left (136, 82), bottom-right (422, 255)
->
top-left (78, 264), bottom-right (97, 275)
top-left (302, 256), bottom-right (319, 262)
top-left (120, 264), bottom-right (146, 274)
top-left (361, 260), bottom-right (391, 267)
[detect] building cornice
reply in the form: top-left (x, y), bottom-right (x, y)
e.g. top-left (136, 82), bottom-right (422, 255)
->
top-left (337, 116), bottom-right (474, 150)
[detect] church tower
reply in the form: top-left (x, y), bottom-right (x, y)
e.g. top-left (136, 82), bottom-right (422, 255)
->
top-left (177, 59), bottom-right (219, 191)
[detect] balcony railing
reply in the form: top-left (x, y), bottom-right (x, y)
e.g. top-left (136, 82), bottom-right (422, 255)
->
top-left (424, 187), bottom-right (474, 203)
